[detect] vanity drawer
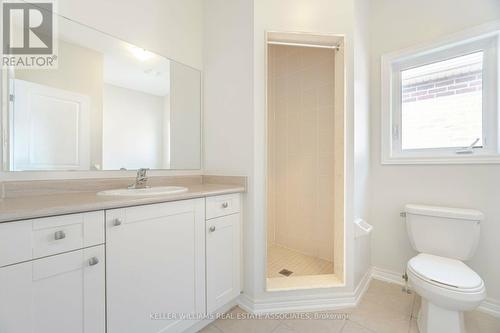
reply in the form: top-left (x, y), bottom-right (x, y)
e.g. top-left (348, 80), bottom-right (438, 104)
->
top-left (0, 211), bottom-right (104, 267)
top-left (206, 194), bottom-right (240, 219)
top-left (33, 221), bottom-right (84, 259)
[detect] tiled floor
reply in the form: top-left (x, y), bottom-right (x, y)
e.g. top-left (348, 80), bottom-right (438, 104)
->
top-left (199, 279), bottom-right (500, 333)
top-left (267, 244), bottom-right (334, 278)
top-left (266, 273), bottom-right (342, 291)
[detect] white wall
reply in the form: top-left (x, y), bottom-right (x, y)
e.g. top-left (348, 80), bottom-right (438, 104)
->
top-left (206, 0), bottom-right (357, 300)
top-left (353, 0), bottom-right (371, 287)
top-left (369, 0), bottom-right (500, 301)
top-left (204, 0), bottom-right (370, 301)
top-left (57, 0), bottom-right (203, 69)
top-left (203, 0), bottom-right (254, 175)
top-left (253, 0), bottom-right (359, 299)
top-left (102, 84), bottom-right (165, 170)
top-left (169, 62), bottom-right (202, 170)
top-left (202, 0), bottom-right (256, 296)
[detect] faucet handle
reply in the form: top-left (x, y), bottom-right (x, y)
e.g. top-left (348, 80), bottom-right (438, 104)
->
top-left (130, 168), bottom-right (150, 189)
top-left (137, 168), bottom-right (149, 176)
top-left (136, 168), bottom-right (149, 181)
top-left (128, 168), bottom-right (150, 189)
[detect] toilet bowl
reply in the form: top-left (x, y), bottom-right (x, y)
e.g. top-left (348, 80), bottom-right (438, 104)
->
top-left (407, 254), bottom-right (486, 333)
top-left (404, 204), bottom-right (486, 333)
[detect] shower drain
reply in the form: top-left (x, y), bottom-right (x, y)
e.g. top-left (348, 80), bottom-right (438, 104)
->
top-left (279, 269), bottom-right (293, 277)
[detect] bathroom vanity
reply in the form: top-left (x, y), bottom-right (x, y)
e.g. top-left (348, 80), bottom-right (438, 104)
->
top-left (0, 181), bottom-right (244, 333)
top-left (0, 5), bottom-right (244, 333)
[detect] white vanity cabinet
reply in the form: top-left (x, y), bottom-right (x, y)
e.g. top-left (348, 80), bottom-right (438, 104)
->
top-left (0, 192), bottom-right (242, 333)
top-left (106, 198), bottom-right (206, 333)
top-left (0, 212), bottom-right (106, 333)
top-left (206, 194), bottom-right (242, 313)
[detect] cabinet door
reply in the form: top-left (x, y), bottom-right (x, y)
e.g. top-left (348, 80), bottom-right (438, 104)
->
top-left (0, 246), bottom-right (105, 333)
top-left (206, 213), bottom-right (241, 313)
top-left (106, 198), bottom-right (205, 333)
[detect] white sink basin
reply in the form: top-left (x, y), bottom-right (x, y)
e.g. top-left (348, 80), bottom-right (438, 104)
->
top-left (97, 186), bottom-right (188, 197)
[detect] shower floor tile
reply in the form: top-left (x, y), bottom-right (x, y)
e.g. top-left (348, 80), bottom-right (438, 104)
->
top-left (267, 244), bottom-right (334, 278)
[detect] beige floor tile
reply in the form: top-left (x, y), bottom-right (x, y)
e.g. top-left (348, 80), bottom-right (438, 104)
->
top-left (341, 321), bottom-right (376, 333)
top-left (267, 244), bottom-right (334, 278)
top-left (464, 310), bottom-right (500, 333)
top-left (362, 292), bottom-right (414, 318)
top-left (270, 323), bottom-right (300, 333)
top-left (325, 308), bottom-right (355, 316)
top-left (281, 313), bottom-right (346, 333)
top-left (198, 324), bottom-right (224, 333)
top-left (361, 280), bottom-right (415, 318)
top-left (212, 307), bottom-right (281, 333)
top-left (409, 319), bottom-right (419, 333)
top-left (267, 274), bottom-right (342, 291)
top-left (202, 281), bottom-right (500, 333)
top-left (350, 297), bottom-right (411, 333)
top-left (407, 311), bottom-right (500, 333)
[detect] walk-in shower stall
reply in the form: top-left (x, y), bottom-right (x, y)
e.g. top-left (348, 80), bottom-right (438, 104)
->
top-left (266, 32), bottom-right (345, 291)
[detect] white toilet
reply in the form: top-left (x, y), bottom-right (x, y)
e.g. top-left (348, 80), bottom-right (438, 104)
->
top-left (404, 204), bottom-right (486, 333)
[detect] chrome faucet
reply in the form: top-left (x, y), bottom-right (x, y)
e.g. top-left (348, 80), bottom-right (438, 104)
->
top-left (129, 168), bottom-right (150, 189)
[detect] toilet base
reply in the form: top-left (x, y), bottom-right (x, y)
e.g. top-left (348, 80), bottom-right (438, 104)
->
top-left (417, 299), bottom-right (466, 333)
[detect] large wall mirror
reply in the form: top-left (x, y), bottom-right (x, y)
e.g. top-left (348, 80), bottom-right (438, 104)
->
top-left (1, 11), bottom-right (201, 171)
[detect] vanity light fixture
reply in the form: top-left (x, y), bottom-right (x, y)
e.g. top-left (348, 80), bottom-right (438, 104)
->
top-left (129, 46), bottom-right (153, 61)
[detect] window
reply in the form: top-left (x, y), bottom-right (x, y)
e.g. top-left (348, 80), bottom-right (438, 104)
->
top-left (401, 52), bottom-right (483, 151)
top-left (381, 30), bottom-right (499, 164)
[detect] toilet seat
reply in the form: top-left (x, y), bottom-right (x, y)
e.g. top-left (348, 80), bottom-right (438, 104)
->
top-left (408, 253), bottom-right (484, 293)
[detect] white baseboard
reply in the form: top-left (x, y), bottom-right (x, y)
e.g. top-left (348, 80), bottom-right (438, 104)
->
top-left (237, 293), bottom-right (255, 313)
top-left (238, 292), bottom-right (356, 314)
top-left (478, 298), bottom-right (500, 319)
top-left (353, 269), bottom-right (372, 306)
top-left (371, 266), bottom-right (404, 286)
top-left (237, 270), bottom-right (372, 314)
top-left (183, 300), bottom-right (238, 333)
top-left (371, 266), bottom-right (500, 319)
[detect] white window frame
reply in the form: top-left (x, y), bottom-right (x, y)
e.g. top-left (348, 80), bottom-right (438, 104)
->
top-left (381, 24), bottom-right (500, 164)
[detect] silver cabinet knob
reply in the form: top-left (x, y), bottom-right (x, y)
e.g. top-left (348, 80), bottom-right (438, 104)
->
top-left (113, 218), bottom-right (123, 226)
top-left (221, 202), bottom-right (229, 208)
top-left (209, 226), bottom-right (216, 233)
top-left (88, 257), bottom-right (99, 266)
top-left (54, 230), bottom-right (66, 240)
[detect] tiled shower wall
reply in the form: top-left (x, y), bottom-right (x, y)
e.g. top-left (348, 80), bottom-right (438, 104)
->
top-left (267, 45), bottom-right (336, 262)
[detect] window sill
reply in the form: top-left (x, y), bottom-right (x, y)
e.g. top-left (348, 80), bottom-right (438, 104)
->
top-left (381, 155), bottom-right (500, 165)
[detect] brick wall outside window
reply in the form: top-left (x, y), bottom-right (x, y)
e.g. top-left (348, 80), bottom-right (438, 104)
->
top-left (402, 70), bottom-right (482, 103)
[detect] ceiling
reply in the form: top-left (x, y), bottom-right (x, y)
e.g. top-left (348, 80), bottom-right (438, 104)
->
top-left (57, 15), bottom-right (170, 97)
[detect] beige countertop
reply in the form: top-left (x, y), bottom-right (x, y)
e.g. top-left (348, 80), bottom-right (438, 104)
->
top-left (0, 183), bottom-right (245, 223)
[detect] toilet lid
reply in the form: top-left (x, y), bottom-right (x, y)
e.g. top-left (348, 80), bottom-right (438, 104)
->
top-left (408, 254), bottom-right (483, 291)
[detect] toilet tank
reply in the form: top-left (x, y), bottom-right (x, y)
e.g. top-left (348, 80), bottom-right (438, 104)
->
top-left (404, 204), bottom-right (484, 261)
